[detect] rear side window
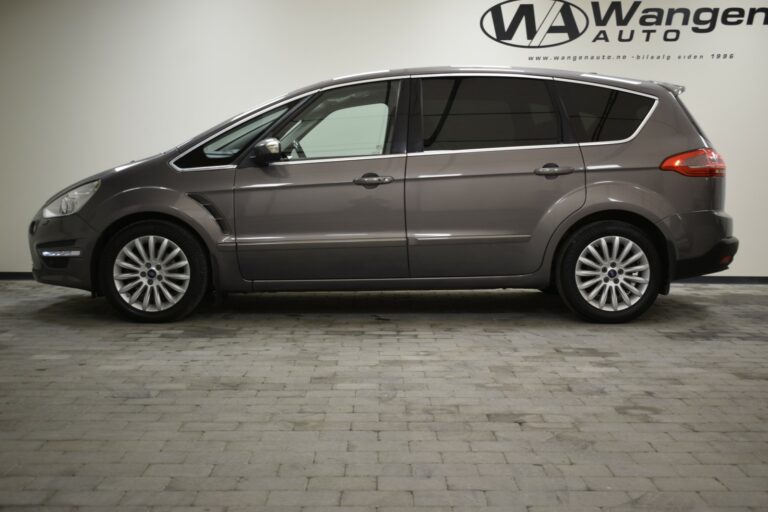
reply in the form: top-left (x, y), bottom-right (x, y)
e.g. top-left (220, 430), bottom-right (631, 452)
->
top-left (557, 82), bottom-right (655, 143)
top-left (421, 77), bottom-right (560, 151)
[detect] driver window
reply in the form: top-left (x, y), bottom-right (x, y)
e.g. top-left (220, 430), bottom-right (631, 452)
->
top-left (275, 81), bottom-right (400, 161)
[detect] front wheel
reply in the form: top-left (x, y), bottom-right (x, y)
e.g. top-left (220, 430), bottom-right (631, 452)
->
top-left (556, 221), bottom-right (661, 323)
top-left (100, 220), bottom-right (209, 322)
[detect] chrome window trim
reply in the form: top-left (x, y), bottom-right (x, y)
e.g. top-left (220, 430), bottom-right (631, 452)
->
top-left (408, 143), bottom-right (580, 157)
top-left (276, 154), bottom-right (406, 166)
top-left (172, 164), bottom-right (237, 173)
top-left (170, 76), bottom-right (409, 172)
top-left (554, 77), bottom-right (658, 99)
top-left (412, 72), bottom-right (554, 80)
top-left (320, 75), bottom-right (409, 91)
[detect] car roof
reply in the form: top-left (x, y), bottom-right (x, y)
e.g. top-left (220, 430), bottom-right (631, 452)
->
top-left (298, 66), bottom-right (669, 97)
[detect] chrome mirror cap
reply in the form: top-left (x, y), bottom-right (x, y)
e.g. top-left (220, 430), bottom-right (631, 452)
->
top-left (253, 138), bottom-right (282, 165)
top-left (261, 138), bottom-right (280, 155)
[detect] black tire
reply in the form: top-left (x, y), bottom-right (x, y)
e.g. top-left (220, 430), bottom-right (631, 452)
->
top-left (556, 221), bottom-right (661, 323)
top-left (100, 220), bottom-right (209, 322)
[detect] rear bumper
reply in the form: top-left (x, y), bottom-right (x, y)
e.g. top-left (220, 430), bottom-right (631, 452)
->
top-left (659, 209), bottom-right (738, 280)
top-left (674, 236), bottom-right (739, 280)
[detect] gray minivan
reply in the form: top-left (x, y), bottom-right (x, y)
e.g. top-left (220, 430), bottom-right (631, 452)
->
top-left (28, 67), bottom-right (738, 323)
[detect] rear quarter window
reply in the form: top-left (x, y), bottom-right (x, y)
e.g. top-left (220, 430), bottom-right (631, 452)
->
top-left (557, 82), bottom-right (655, 143)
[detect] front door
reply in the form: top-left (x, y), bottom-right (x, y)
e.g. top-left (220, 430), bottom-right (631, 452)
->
top-left (235, 79), bottom-right (408, 281)
top-left (406, 76), bottom-right (586, 277)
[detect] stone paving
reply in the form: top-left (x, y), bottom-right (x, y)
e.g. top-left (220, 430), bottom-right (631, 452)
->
top-left (0, 280), bottom-right (767, 511)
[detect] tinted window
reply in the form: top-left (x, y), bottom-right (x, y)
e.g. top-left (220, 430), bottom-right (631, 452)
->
top-left (557, 82), bottom-right (655, 143)
top-left (275, 81), bottom-right (400, 160)
top-left (175, 103), bottom-right (294, 169)
top-left (421, 77), bottom-right (560, 151)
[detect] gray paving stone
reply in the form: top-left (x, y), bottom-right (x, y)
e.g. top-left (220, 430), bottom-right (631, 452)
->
top-left (307, 477), bottom-right (375, 490)
top-left (195, 490), bottom-right (268, 506)
top-left (699, 491), bottom-right (768, 508)
top-left (96, 476), bottom-right (170, 491)
top-left (267, 489), bottom-right (341, 506)
top-left (380, 476), bottom-right (447, 491)
top-left (169, 476), bottom-right (239, 491)
top-left (341, 490), bottom-right (412, 507)
top-left (0, 281), bottom-right (767, 510)
top-left (413, 489), bottom-right (488, 506)
top-left (143, 463), bottom-right (213, 478)
top-left (652, 476), bottom-right (728, 491)
top-left (118, 490), bottom-right (196, 506)
top-left (0, 490), bottom-right (51, 505)
top-left (47, 490), bottom-right (124, 506)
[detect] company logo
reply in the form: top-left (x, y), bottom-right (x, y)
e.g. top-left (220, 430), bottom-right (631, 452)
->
top-left (480, 0), bottom-right (589, 48)
top-left (481, 1), bottom-right (768, 47)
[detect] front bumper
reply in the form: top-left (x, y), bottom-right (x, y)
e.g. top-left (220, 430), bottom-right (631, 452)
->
top-left (674, 236), bottom-right (739, 280)
top-left (28, 212), bottom-right (98, 291)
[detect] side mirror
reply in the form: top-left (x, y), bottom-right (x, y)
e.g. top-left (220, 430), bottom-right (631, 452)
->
top-left (252, 138), bottom-right (281, 166)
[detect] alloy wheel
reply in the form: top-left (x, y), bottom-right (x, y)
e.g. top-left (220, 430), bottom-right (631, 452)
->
top-left (574, 235), bottom-right (650, 312)
top-left (112, 235), bottom-right (190, 312)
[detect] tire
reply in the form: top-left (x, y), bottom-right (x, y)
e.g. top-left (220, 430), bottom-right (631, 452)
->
top-left (100, 220), bottom-right (209, 322)
top-left (556, 221), bottom-right (661, 323)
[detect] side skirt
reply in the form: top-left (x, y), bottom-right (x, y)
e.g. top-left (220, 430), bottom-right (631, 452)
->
top-left (248, 274), bottom-right (544, 292)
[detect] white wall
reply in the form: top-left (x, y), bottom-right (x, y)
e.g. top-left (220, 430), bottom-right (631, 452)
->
top-left (1, 0), bottom-right (766, 275)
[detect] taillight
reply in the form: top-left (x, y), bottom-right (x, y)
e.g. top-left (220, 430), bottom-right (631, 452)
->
top-left (660, 148), bottom-right (726, 177)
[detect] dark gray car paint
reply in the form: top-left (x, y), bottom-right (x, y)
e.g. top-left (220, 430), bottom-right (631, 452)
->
top-left (28, 66), bottom-right (735, 295)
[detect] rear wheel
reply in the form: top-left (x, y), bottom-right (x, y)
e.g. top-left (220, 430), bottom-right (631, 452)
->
top-left (100, 220), bottom-right (209, 322)
top-left (557, 221), bottom-right (661, 323)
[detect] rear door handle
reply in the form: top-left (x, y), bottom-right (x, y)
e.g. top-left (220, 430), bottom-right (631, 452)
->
top-left (534, 164), bottom-right (575, 177)
top-left (353, 173), bottom-right (394, 188)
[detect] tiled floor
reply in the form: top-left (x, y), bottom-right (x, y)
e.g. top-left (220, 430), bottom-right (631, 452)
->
top-left (0, 280), bottom-right (767, 511)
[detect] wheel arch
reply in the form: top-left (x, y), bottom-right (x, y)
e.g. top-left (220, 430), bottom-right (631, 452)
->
top-left (548, 209), bottom-right (674, 294)
top-left (90, 212), bottom-right (216, 296)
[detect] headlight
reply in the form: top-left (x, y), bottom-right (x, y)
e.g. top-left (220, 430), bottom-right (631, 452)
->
top-left (42, 180), bottom-right (100, 218)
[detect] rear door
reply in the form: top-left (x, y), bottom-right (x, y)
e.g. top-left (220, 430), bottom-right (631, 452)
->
top-left (405, 75), bottom-right (585, 277)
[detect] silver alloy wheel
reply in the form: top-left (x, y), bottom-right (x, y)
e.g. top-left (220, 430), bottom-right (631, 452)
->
top-left (574, 235), bottom-right (650, 312)
top-left (112, 235), bottom-right (190, 312)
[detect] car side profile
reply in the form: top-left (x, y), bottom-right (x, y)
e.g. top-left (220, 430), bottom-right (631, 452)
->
top-left (28, 66), bottom-right (738, 323)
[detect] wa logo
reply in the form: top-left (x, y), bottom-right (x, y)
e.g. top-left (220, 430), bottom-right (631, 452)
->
top-left (481, 0), bottom-right (589, 48)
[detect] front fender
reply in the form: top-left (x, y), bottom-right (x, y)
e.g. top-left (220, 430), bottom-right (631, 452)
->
top-left (82, 186), bottom-right (248, 293)
top-left (87, 186), bottom-right (228, 250)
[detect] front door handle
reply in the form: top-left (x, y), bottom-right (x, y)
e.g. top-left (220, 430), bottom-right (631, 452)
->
top-left (353, 173), bottom-right (394, 189)
top-left (534, 163), bottom-right (576, 177)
